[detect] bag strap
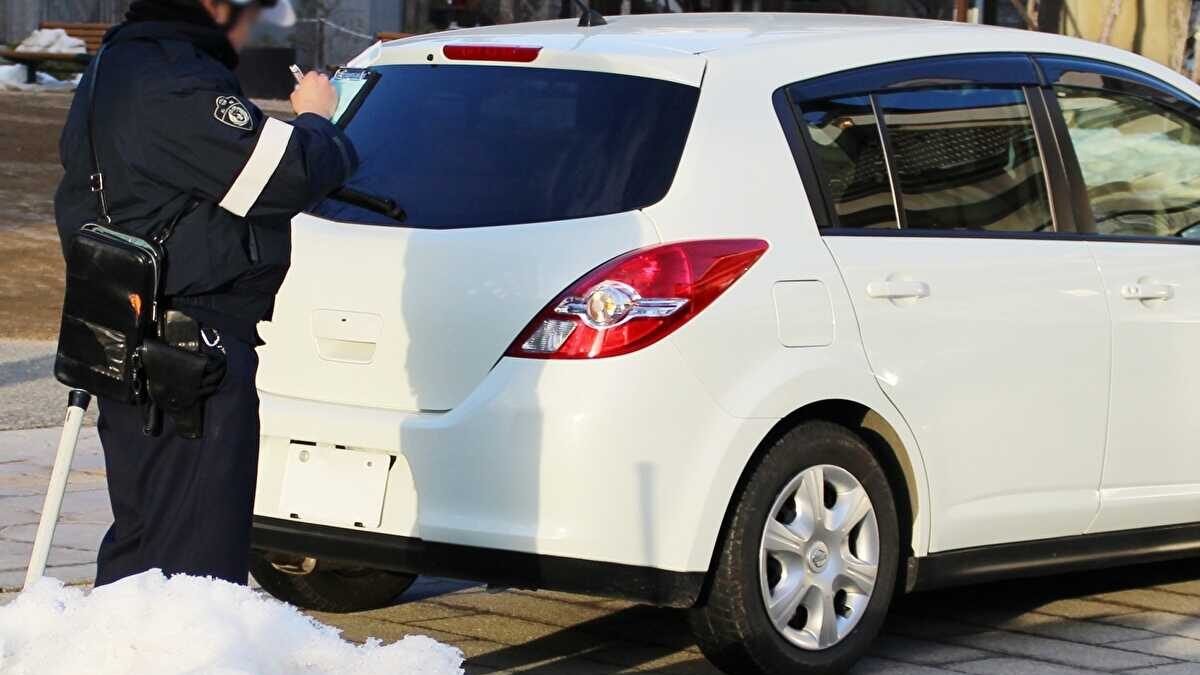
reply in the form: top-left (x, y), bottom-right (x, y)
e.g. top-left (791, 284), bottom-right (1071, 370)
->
top-left (86, 45), bottom-right (111, 225)
top-left (151, 198), bottom-right (200, 246)
top-left (85, 44), bottom-right (196, 243)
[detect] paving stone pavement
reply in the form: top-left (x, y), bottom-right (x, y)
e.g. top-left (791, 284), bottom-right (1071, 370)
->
top-left (0, 426), bottom-right (108, 589)
top-left (1, 380), bottom-right (1199, 672)
top-left (313, 563), bottom-right (1200, 675)
top-left (0, 339), bottom-right (98, 431)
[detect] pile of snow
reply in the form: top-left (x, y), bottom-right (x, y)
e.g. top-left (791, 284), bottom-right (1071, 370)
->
top-left (15, 28), bottom-right (86, 54)
top-left (0, 64), bottom-right (78, 91)
top-left (0, 571), bottom-right (464, 675)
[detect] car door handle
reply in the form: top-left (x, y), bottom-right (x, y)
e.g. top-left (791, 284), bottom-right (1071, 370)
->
top-left (1120, 283), bottom-right (1174, 301)
top-left (866, 280), bottom-right (930, 300)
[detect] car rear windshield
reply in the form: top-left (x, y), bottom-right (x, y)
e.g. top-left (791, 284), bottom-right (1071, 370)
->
top-left (310, 64), bottom-right (700, 228)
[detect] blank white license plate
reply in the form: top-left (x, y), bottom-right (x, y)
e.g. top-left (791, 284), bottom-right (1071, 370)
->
top-left (278, 443), bottom-right (390, 529)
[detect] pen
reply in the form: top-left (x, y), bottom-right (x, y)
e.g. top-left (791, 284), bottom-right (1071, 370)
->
top-left (289, 64), bottom-right (304, 84)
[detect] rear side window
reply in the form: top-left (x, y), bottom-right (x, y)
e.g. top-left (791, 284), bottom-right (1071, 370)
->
top-left (801, 96), bottom-right (897, 229)
top-left (798, 86), bottom-right (1054, 233)
top-left (877, 87), bottom-right (1053, 233)
top-left (1054, 87), bottom-right (1200, 238)
top-left (312, 65), bottom-right (700, 228)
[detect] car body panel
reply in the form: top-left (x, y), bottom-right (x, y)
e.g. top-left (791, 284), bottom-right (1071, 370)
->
top-left (361, 25), bottom-right (708, 86)
top-left (255, 342), bottom-right (775, 571)
top-left (257, 212), bottom-right (660, 412)
top-left (1088, 241), bottom-right (1200, 532)
top-left (642, 56), bottom-right (936, 554)
top-left (825, 236), bottom-right (1110, 551)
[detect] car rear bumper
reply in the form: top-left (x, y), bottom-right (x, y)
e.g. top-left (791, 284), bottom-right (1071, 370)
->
top-left (252, 515), bottom-right (705, 607)
top-left (253, 342), bottom-right (776, 574)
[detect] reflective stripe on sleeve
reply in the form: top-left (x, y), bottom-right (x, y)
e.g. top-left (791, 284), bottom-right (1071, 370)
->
top-left (218, 117), bottom-right (294, 217)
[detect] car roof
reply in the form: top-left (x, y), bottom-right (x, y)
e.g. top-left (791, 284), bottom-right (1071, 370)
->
top-left (419, 12), bottom-right (986, 56)
top-left (377, 13), bottom-right (1194, 94)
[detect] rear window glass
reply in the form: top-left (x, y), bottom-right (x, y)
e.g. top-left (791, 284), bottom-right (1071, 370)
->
top-left (311, 65), bottom-right (700, 228)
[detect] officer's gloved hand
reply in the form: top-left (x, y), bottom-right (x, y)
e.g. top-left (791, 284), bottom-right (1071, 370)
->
top-left (198, 352), bottom-right (227, 399)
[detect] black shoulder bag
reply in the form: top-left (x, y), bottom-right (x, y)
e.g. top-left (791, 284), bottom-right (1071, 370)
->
top-left (54, 46), bottom-right (194, 404)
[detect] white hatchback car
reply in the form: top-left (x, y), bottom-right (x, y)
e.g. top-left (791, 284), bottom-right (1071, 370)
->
top-left (248, 13), bottom-right (1200, 674)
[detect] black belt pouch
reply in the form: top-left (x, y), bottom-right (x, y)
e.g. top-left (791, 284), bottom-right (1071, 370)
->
top-left (141, 310), bottom-right (211, 439)
top-left (141, 339), bottom-right (208, 409)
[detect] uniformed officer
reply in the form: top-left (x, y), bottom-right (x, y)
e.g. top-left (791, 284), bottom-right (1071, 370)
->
top-left (54, 0), bottom-right (358, 585)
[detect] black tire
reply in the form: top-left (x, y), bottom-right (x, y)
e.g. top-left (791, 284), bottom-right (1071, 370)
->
top-left (690, 420), bottom-right (900, 675)
top-left (250, 549), bottom-right (417, 613)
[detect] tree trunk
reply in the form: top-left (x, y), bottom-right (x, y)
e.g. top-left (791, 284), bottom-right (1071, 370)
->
top-left (1169, 0), bottom-right (1192, 73)
top-left (403, 0), bottom-right (421, 31)
top-left (954, 0), bottom-right (969, 22)
top-left (1099, 0), bottom-right (1123, 44)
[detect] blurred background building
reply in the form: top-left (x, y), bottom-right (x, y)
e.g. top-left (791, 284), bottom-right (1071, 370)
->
top-left (2, 0), bottom-right (1199, 80)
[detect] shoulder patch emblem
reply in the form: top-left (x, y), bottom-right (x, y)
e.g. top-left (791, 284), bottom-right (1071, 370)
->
top-left (214, 96), bottom-right (254, 131)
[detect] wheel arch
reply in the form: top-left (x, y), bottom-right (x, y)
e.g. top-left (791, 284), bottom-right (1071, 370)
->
top-left (697, 398), bottom-right (926, 605)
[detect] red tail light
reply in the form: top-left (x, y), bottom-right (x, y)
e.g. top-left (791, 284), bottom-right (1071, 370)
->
top-left (506, 239), bottom-right (769, 360)
top-left (442, 45), bottom-right (542, 63)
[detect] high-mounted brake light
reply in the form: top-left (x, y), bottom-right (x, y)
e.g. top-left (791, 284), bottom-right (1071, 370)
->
top-left (507, 239), bottom-right (769, 360)
top-left (442, 45), bottom-right (542, 63)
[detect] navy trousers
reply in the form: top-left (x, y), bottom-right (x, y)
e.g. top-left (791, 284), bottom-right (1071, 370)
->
top-left (94, 329), bottom-right (260, 586)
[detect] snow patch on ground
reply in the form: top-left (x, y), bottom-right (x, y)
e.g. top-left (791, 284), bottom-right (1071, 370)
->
top-left (0, 65), bottom-right (78, 92)
top-left (0, 571), bottom-right (464, 675)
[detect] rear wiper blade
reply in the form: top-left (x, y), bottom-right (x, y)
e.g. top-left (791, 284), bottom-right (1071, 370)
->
top-left (328, 186), bottom-right (407, 223)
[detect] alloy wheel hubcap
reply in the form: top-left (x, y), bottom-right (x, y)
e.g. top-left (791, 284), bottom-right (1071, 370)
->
top-left (807, 542), bottom-right (829, 571)
top-left (758, 464), bottom-right (880, 651)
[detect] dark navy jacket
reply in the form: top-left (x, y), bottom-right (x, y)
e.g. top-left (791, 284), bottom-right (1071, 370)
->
top-left (55, 21), bottom-right (358, 340)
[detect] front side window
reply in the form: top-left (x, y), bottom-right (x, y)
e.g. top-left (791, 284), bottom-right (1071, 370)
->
top-left (800, 96), bottom-right (897, 229)
top-left (1054, 87), bottom-right (1200, 239)
top-left (877, 87), bottom-right (1054, 233)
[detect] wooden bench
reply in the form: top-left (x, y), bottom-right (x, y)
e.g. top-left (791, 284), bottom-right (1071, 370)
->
top-left (375, 32), bottom-right (414, 43)
top-left (0, 21), bottom-right (108, 84)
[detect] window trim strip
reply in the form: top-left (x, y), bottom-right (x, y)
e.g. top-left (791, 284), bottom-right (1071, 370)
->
top-left (1039, 84), bottom-right (1097, 235)
top-left (1024, 84), bottom-right (1071, 234)
top-left (869, 93), bottom-right (907, 230)
top-left (1035, 54), bottom-right (1200, 121)
top-left (788, 52), bottom-right (1041, 104)
top-left (819, 227), bottom-right (1200, 246)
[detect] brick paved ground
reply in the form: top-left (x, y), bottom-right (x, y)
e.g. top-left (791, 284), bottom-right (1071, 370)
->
top-left (312, 563), bottom-right (1200, 675)
top-left (2, 342), bottom-right (1199, 672)
top-left (0, 426), bottom-right (106, 589)
top-left (2, 423), bottom-right (1198, 673)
